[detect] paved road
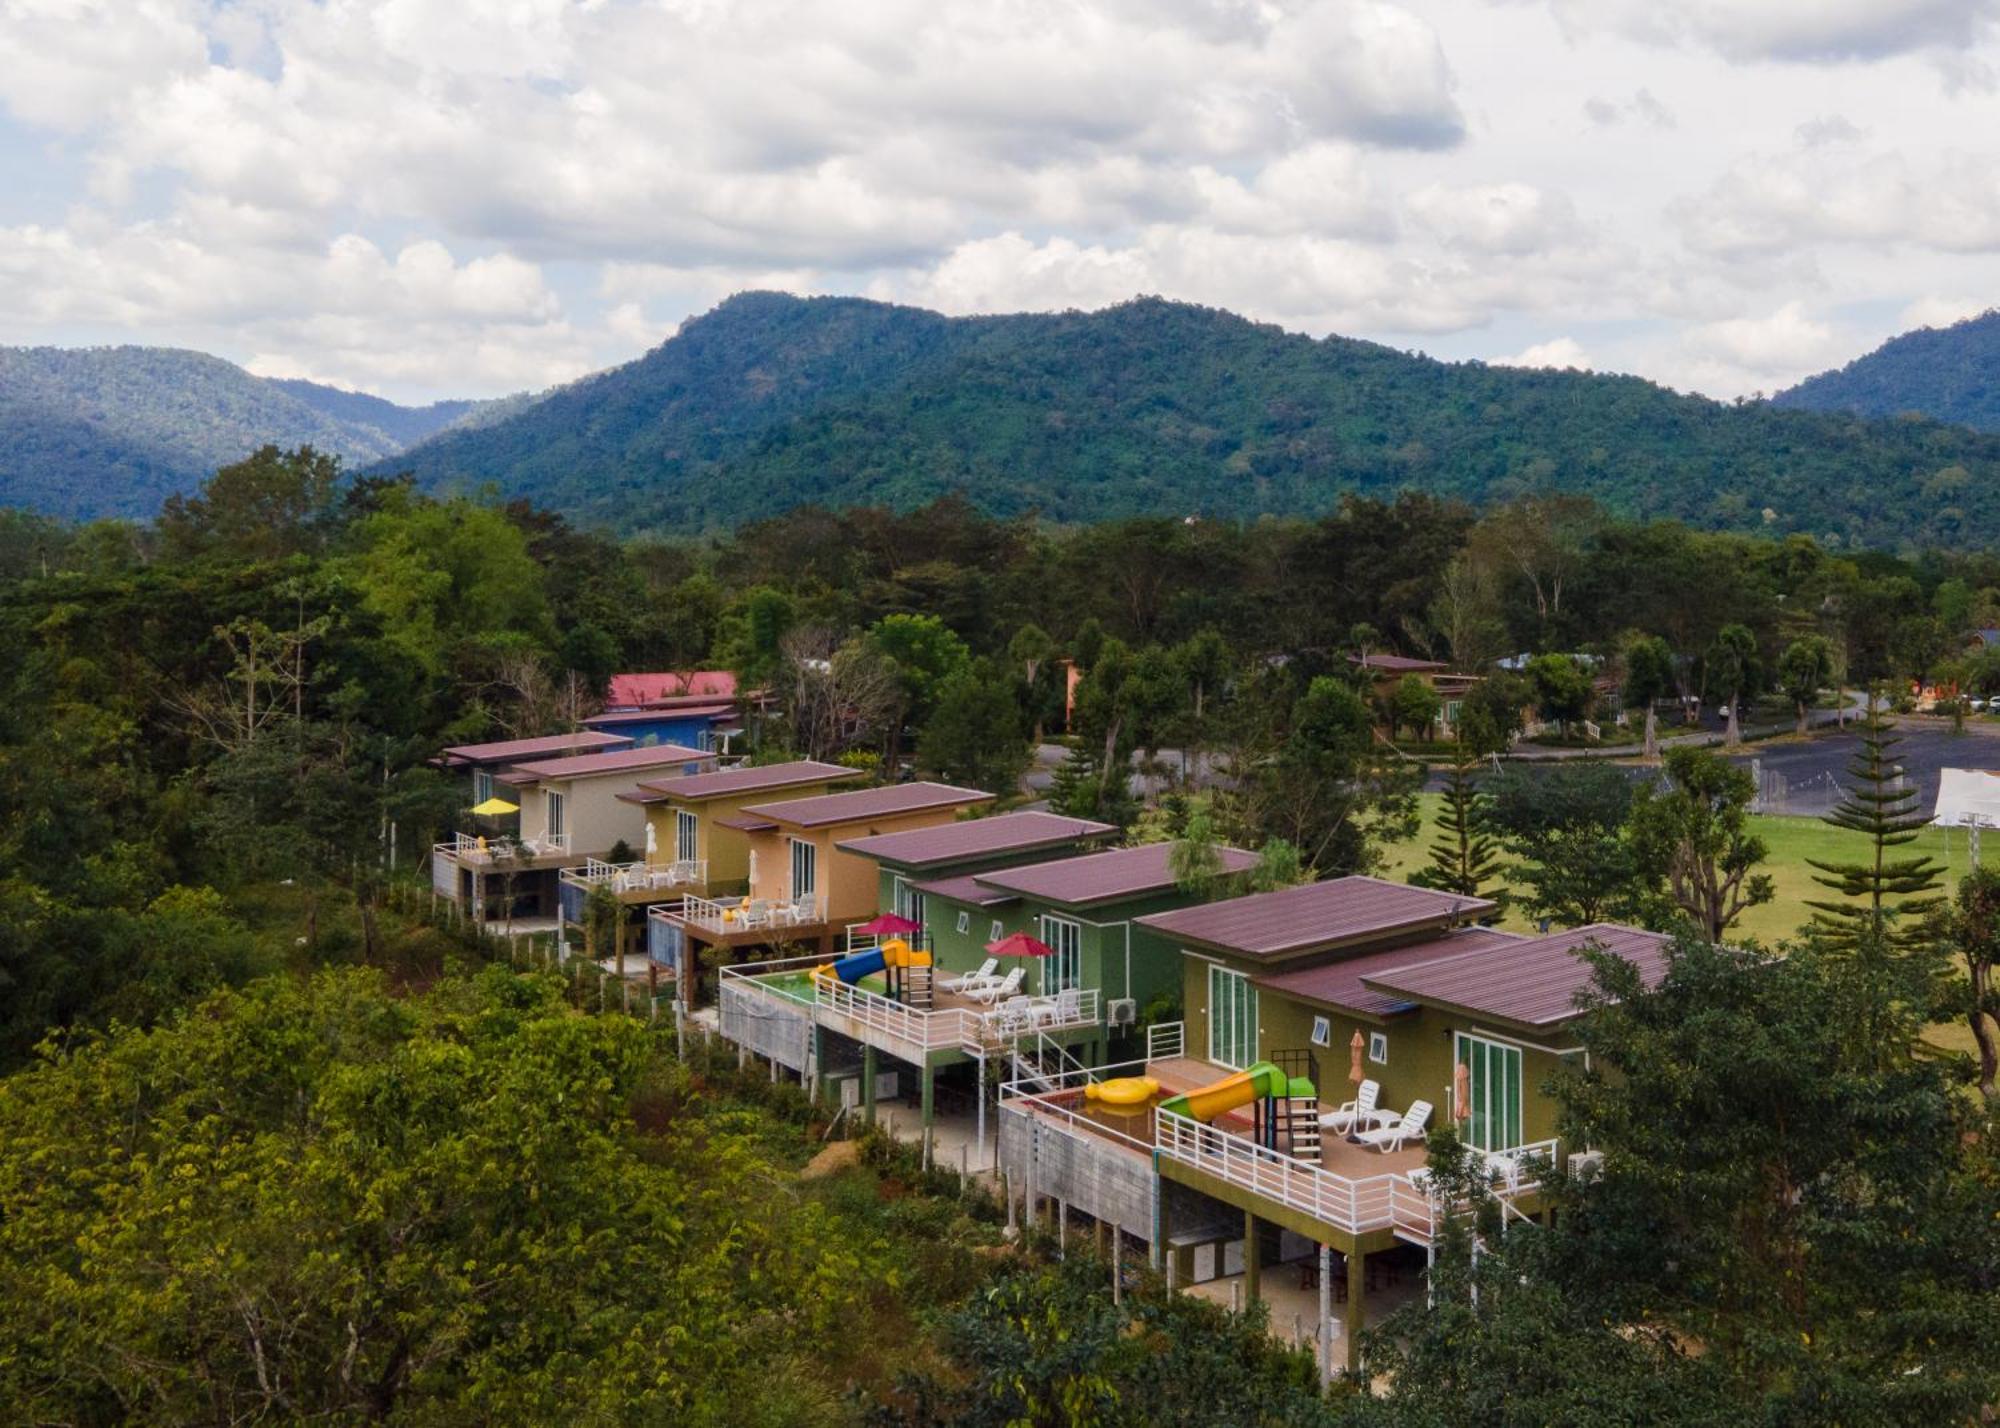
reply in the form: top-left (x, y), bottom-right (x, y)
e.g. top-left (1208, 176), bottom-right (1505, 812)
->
top-left (1726, 716), bottom-right (2000, 815)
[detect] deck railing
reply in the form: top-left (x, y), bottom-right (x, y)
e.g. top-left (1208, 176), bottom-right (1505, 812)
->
top-left (719, 954), bottom-right (1100, 1056)
top-left (658, 891), bottom-right (824, 934)
top-left (1145, 1020), bottom-right (1185, 1062)
top-left (561, 858), bottom-right (707, 894)
top-left (1155, 1106), bottom-right (1558, 1239)
top-left (435, 831), bottom-right (569, 864)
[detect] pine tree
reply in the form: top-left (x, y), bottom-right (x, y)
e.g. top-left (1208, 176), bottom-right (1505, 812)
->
top-left (1047, 744), bottom-right (1096, 818)
top-left (1805, 700), bottom-right (1945, 952)
top-left (1412, 749), bottom-right (1503, 904)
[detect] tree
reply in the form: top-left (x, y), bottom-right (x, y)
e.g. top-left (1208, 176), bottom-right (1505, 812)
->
top-left (557, 620), bottom-right (620, 696)
top-left (1167, 796), bottom-right (1227, 898)
top-left (1070, 639), bottom-right (1138, 816)
top-left (1621, 633), bottom-right (1676, 759)
top-left (1006, 622), bottom-right (1058, 740)
top-left (1940, 866), bottom-right (2000, 1101)
top-left (1411, 748), bottom-right (1503, 903)
top-left (1456, 668), bottom-right (1526, 756)
top-left (1777, 635), bottom-right (1834, 736)
top-left (157, 445), bottom-right (342, 562)
top-left (1525, 653), bottom-right (1594, 738)
top-left (1627, 747), bottom-right (1774, 941)
top-left (1704, 623), bottom-right (1760, 746)
top-left (1238, 674), bottom-right (1418, 875)
top-left (915, 658), bottom-right (1029, 796)
top-left (1483, 763), bottom-right (1657, 926)
top-left (1805, 703), bottom-right (1946, 955)
top-left (779, 627), bottom-right (901, 762)
top-left (869, 613), bottom-right (972, 766)
top-left (1387, 672), bottom-right (1442, 741)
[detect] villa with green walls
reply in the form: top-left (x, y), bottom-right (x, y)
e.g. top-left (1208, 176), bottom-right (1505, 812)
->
top-left (912, 840), bottom-right (1259, 1022)
top-left (836, 810), bottom-right (1116, 936)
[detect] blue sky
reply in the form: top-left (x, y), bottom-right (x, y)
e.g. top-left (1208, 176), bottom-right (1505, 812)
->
top-left (3, 0), bottom-right (1999, 404)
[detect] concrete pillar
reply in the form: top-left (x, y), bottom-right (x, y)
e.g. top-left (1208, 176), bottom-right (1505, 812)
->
top-left (1344, 1248), bottom-right (1366, 1376)
top-left (920, 1062), bottom-right (935, 1129)
top-left (1243, 1210), bottom-right (1260, 1307)
top-left (862, 1044), bottom-right (878, 1126)
top-left (1318, 1243), bottom-right (1333, 1390)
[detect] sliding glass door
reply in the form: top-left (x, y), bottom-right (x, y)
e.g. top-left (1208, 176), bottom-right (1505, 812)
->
top-left (1207, 964), bottom-right (1256, 1069)
top-left (1453, 1033), bottom-right (1523, 1152)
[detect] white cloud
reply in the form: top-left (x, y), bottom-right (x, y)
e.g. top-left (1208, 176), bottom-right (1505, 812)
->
top-left (1532, 0), bottom-right (2000, 67)
top-left (1677, 144), bottom-right (2000, 257)
top-left (1899, 294), bottom-right (1995, 329)
top-left (1494, 337), bottom-right (1590, 369)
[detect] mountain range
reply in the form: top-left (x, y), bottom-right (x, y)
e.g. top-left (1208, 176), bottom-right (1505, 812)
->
top-left (1773, 309), bottom-right (2000, 432)
top-left (0, 346), bottom-right (505, 520)
top-left (6, 294), bottom-right (2000, 547)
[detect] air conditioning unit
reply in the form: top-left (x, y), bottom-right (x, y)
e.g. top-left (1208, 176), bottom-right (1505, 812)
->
top-left (1567, 1149), bottom-right (1605, 1182)
top-left (837, 1072), bottom-right (901, 1108)
top-left (1107, 998), bottom-right (1137, 1027)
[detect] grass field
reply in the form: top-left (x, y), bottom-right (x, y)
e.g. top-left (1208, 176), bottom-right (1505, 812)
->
top-left (1376, 795), bottom-right (1994, 1057)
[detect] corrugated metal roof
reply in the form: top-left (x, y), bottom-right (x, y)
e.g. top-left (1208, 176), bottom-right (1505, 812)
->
top-left (1361, 922), bottom-right (1671, 1029)
top-left (908, 872), bottom-right (1020, 907)
top-left (634, 760), bottom-right (861, 802)
top-left (1351, 653), bottom-right (1448, 672)
top-left (1134, 876), bottom-right (1496, 959)
top-left (714, 812), bottom-right (779, 832)
top-left (740, 781), bottom-right (992, 828)
top-left (973, 841), bottom-right (1257, 907)
top-left (836, 811), bottom-right (1115, 867)
top-left (498, 743), bottom-right (714, 785)
top-left (1254, 927), bottom-right (1525, 1018)
top-left (439, 730), bottom-right (632, 766)
top-left (584, 705), bottom-right (735, 727)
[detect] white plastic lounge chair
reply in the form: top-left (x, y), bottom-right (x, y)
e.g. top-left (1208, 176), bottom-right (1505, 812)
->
top-left (788, 895), bottom-right (817, 924)
top-left (942, 957), bottom-right (999, 994)
top-left (738, 899), bottom-right (773, 930)
top-left (1357, 1099), bottom-right (1432, 1154)
top-left (990, 995), bottom-right (1032, 1036)
top-left (1482, 1148), bottom-right (1525, 1191)
top-left (1032, 988), bottom-right (1085, 1027)
top-left (967, 967), bottom-right (1025, 1005)
top-left (1320, 1080), bottom-right (1385, 1135)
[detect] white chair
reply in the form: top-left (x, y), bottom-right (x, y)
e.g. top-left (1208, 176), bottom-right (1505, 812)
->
top-left (991, 995), bottom-right (1032, 1036)
top-left (1482, 1148), bottom-right (1524, 1191)
top-left (1320, 1079), bottom-right (1389, 1135)
top-left (789, 895), bottom-right (817, 924)
top-left (1356, 1100), bottom-right (1432, 1154)
top-left (738, 899), bottom-right (773, 929)
top-left (942, 958), bottom-right (999, 994)
top-left (967, 967), bottom-right (1025, 1005)
top-left (1034, 988), bottom-right (1085, 1027)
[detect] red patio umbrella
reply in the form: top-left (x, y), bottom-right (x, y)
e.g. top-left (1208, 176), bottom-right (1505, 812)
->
top-left (853, 913), bottom-right (922, 937)
top-left (986, 930), bottom-right (1055, 994)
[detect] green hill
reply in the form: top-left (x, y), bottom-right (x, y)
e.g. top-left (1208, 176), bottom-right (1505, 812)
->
top-left (383, 292), bottom-right (2000, 547)
top-left (0, 347), bottom-right (504, 520)
top-left (1773, 309), bottom-right (2000, 432)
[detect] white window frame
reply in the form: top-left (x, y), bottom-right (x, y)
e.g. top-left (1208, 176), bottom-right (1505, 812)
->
top-left (955, 910), bottom-right (970, 935)
top-left (990, 919), bottom-right (1005, 942)
top-left (674, 809), bottom-right (699, 864)
top-left (1206, 964), bottom-right (1257, 1070)
top-left (1454, 1031), bottom-right (1524, 1153)
top-left (473, 769), bottom-right (494, 805)
top-left (1041, 914), bottom-right (1083, 994)
top-left (788, 837), bottom-right (817, 901)
top-left (545, 789), bottom-right (566, 840)
top-left (1369, 1031), bottom-right (1389, 1065)
top-left (1310, 1016), bottom-right (1330, 1048)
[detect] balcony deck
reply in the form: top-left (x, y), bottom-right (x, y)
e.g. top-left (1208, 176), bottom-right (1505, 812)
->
top-left (560, 859), bottom-right (712, 905)
top-left (435, 833), bottom-right (576, 870)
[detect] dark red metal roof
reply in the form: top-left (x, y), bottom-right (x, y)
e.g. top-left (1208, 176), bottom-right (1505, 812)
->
top-left (1134, 876), bottom-right (1496, 959)
top-left (634, 760), bottom-right (860, 801)
top-left (908, 872), bottom-right (1019, 907)
top-left (973, 841), bottom-right (1257, 908)
top-left (584, 704), bottom-right (735, 726)
top-left (1361, 922), bottom-right (1672, 1029)
top-left (1254, 927), bottom-right (1525, 1018)
top-left (498, 743), bottom-right (713, 785)
top-left (439, 730), bottom-right (632, 766)
top-left (836, 811), bottom-right (1115, 867)
top-left (713, 812), bottom-right (779, 833)
top-left (1350, 653), bottom-right (1448, 673)
top-left (740, 781), bottom-right (992, 828)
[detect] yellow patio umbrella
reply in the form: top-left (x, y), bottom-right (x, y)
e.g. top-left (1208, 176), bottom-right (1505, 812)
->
top-left (470, 796), bottom-right (520, 816)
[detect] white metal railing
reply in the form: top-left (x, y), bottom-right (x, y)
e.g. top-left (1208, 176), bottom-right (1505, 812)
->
top-left (436, 830), bottom-right (570, 864)
top-left (1145, 1020), bottom-right (1185, 1062)
top-left (660, 891), bottom-right (824, 934)
top-left (719, 954), bottom-right (1099, 1055)
top-left (562, 858), bottom-right (707, 894)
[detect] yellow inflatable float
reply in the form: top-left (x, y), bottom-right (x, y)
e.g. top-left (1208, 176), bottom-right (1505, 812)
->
top-left (1084, 1075), bottom-right (1160, 1107)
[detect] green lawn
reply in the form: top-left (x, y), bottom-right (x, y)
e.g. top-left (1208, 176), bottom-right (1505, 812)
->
top-left (1377, 795), bottom-right (1994, 1057)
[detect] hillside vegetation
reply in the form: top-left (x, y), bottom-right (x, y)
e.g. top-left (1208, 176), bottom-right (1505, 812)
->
top-left (1775, 309), bottom-right (2000, 432)
top-left (0, 346), bottom-right (504, 519)
top-left (384, 291), bottom-right (2000, 547)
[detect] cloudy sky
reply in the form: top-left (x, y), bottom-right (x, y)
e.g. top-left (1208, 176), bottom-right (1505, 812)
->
top-left (3, 0), bottom-right (1998, 403)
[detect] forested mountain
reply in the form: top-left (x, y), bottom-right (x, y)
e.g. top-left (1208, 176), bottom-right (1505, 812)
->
top-left (382, 291), bottom-right (2000, 548)
top-left (0, 346), bottom-right (504, 519)
top-left (1773, 309), bottom-right (2000, 431)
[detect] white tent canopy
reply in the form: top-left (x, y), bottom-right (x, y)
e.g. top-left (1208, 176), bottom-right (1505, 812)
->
top-left (1935, 768), bottom-right (2000, 829)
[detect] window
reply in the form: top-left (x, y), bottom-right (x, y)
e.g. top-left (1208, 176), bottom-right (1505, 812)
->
top-left (1454, 1033), bottom-right (1524, 1152)
top-left (955, 910), bottom-right (970, 934)
top-left (1369, 1032), bottom-right (1388, 1065)
top-left (789, 838), bottom-right (817, 900)
top-left (990, 919), bottom-right (1005, 942)
top-left (545, 789), bottom-right (566, 840)
top-left (674, 809), bottom-right (699, 863)
top-left (1310, 1016), bottom-right (1330, 1048)
top-left (1041, 915), bottom-right (1082, 994)
top-left (472, 769), bottom-right (493, 805)
top-left (894, 879), bottom-right (925, 928)
top-left (1206, 964), bottom-right (1257, 1069)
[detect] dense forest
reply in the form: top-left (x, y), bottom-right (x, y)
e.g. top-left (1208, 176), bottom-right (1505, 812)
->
top-left (0, 346), bottom-right (501, 519)
top-left (2, 452), bottom-right (1999, 1422)
top-left (385, 291), bottom-right (2000, 547)
top-left (1777, 308), bottom-right (2000, 431)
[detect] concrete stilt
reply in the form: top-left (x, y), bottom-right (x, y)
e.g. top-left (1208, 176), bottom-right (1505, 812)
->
top-left (1243, 1210), bottom-right (1261, 1308)
top-left (862, 1044), bottom-right (878, 1126)
top-left (1344, 1248), bottom-right (1366, 1377)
